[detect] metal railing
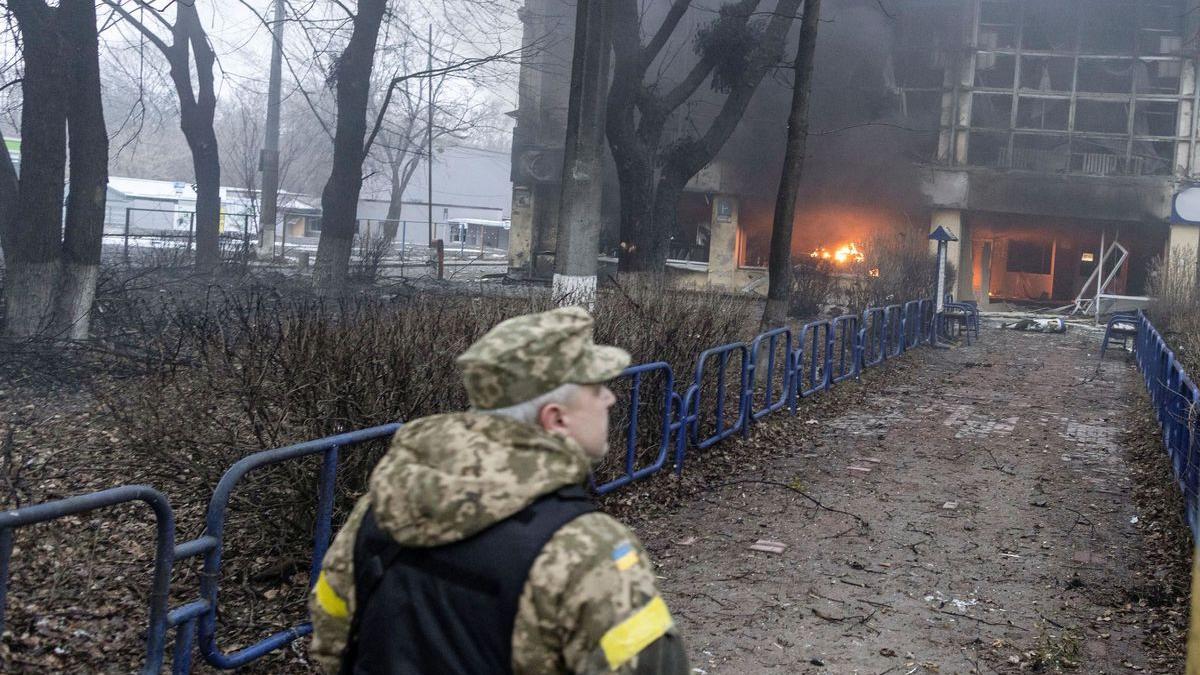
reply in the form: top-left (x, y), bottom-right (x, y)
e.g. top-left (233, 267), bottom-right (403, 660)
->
top-left (1130, 312), bottom-right (1200, 536)
top-left (0, 295), bottom-right (970, 672)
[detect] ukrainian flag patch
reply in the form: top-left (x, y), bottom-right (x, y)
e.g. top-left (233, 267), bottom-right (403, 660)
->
top-left (611, 541), bottom-right (639, 571)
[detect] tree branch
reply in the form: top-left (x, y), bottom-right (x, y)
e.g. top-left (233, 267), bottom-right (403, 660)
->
top-left (642, 0), bottom-right (691, 69)
top-left (361, 47), bottom-right (524, 159)
top-left (101, 0), bottom-right (170, 55)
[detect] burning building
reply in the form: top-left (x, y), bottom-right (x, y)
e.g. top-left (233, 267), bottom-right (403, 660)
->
top-left (509, 0), bottom-right (1200, 308)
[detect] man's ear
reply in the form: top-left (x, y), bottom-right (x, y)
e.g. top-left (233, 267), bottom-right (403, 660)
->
top-left (538, 402), bottom-right (569, 433)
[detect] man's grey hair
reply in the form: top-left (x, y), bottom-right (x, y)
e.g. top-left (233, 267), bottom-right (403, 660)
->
top-left (481, 383), bottom-right (582, 426)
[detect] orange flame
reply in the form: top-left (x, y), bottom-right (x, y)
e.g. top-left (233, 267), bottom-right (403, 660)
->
top-left (810, 242), bottom-right (865, 265)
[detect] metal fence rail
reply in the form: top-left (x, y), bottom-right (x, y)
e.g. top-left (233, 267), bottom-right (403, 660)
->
top-left (1131, 313), bottom-right (1200, 536)
top-left (0, 295), bottom-right (970, 672)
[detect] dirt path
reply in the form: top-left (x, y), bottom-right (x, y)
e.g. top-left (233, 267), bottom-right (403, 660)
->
top-left (633, 324), bottom-right (1158, 674)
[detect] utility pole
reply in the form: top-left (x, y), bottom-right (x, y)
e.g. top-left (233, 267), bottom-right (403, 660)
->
top-left (427, 24), bottom-right (435, 245)
top-left (256, 0), bottom-right (285, 259)
top-left (552, 0), bottom-right (609, 307)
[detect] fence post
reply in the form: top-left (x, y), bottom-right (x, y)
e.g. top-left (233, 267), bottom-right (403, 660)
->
top-left (187, 213), bottom-right (195, 253)
top-left (124, 208), bottom-right (131, 263)
top-left (0, 526), bottom-right (11, 637)
top-left (400, 222), bottom-right (407, 277)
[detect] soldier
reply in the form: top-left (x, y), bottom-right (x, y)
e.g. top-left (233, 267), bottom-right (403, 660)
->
top-left (309, 306), bottom-right (688, 674)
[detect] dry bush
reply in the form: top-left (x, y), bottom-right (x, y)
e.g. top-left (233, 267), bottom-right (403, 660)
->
top-left (349, 232), bottom-right (394, 284)
top-left (93, 277), bottom-right (757, 531)
top-left (1148, 246), bottom-right (1200, 374)
top-left (842, 232), bottom-right (952, 311)
top-left (788, 258), bottom-right (835, 319)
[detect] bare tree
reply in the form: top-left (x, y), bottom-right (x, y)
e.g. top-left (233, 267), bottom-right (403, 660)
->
top-left (314, 8), bottom-right (525, 286)
top-left (4, 0), bottom-right (107, 339)
top-left (368, 30), bottom-right (493, 241)
top-left (764, 0), bottom-right (822, 326)
top-left (104, 0), bottom-right (222, 269)
top-left (606, 0), bottom-right (802, 273)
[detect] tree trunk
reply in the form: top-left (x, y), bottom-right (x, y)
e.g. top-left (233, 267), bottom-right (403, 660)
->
top-left (553, 0), bottom-right (610, 306)
top-left (57, 0), bottom-right (108, 340)
top-left (315, 0), bottom-right (387, 288)
top-left (0, 126), bottom-right (17, 257)
top-left (764, 0), bottom-right (822, 327)
top-left (187, 123), bottom-right (222, 268)
top-left (4, 0), bottom-right (67, 338)
top-left (604, 2), bottom-right (658, 274)
top-left (174, 2), bottom-right (220, 269)
top-left (382, 156), bottom-right (419, 240)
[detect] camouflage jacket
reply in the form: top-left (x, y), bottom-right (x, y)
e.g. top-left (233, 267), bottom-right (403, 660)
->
top-left (309, 412), bottom-right (686, 674)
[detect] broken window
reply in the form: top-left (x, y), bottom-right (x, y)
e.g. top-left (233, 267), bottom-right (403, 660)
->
top-left (1080, 1), bottom-right (1137, 54)
top-left (1138, 100), bottom-right (1179, 137)
top-left (1076, 100), bottom-right (1130, 134)
top-left (1006, 239), bottom-right (1053, 274)
top-left (1071, 138), bottom-right (1125, 175)
top-left (1142, 58), bottom-right (1183, 94)
top-left (1019, 56), bottom-right (1074, 92)
top-left (976, 53), bottom-right (1016, 89)
top-left (1077, 58), bottom-right (1134, 93)
top-left (971, 93), bottom-right (1013, 128)
top-left (1130, 140), bottom-right (1175, 176)
top-left (1010, 133), bottom-right (1069, 172)
top-left (980, 0), bottom-right (1019, 48)
top-left (1021, 0), bottom-right (1078, 52)
top-left (967, 130), bottom-right (1010, 168)
top-left (1139, 2), bottom-right (1183, 32)
top-left (1016, 97), bottom-right (1069, 130)
top-left (980, 0), bottom-right (1019, 25)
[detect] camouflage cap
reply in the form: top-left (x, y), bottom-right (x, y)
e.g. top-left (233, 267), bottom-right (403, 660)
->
top-left (456, 306), bottom-right (631, 410)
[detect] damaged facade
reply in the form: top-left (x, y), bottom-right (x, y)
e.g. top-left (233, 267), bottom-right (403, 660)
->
top-left (509, 0), bottom-right (1200, 307)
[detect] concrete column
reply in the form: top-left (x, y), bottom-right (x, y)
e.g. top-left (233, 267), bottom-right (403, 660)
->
top-left (708, 195), bottom-right (741, 289)
top-left (508, 186), bottom-right (535, 276)
top-left (930, 209), bottom-right (971, 300)
top-left (1168, 221), bottom-right (1200, 288)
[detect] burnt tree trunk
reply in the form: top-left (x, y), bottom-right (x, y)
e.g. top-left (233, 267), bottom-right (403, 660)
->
top-left (315, 0), bottom-right (387, 287)
top-left (764, 0), bottom-right (822, 327)
top-left (57, 0), bottom-right (109, 339)
top-left (4, 0), bottom-right (68, 338)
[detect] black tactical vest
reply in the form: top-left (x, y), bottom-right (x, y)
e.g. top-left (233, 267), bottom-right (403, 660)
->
top-left (340, 486), bottom-right (597, 675)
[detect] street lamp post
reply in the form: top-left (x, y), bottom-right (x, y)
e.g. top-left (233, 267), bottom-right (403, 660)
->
top-left (929, 225), bottom-right (959, 344)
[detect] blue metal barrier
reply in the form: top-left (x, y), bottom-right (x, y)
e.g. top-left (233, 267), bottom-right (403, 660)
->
top-left (884, 305), bottom-right (905, 358)
top-left (861, 307), bottom-right (886, 368)
top-left (797, 320), bottom-right (833, 397)
top-left (689, 342), bottom-right (750, 449)
top-left (747, 328), bottom-right (793, 423)
top-left (592, 363), bottom-right (679, 495)
top-left (0, 486), bottom-right (175, 675)
top-left (831, 315), bottom-right (860, 384)
top-left (0, 295), bottom-right (969, 672)
top-left (919, 299), bottom-right (936, 345)
top-left (1131, 312), bottom-right (1200, 535)
top-left (903, 301), bottom-right (922, 350)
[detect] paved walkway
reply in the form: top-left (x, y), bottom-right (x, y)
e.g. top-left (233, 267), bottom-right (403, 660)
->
top-left (632, 324), bottom-right (1152, 674)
